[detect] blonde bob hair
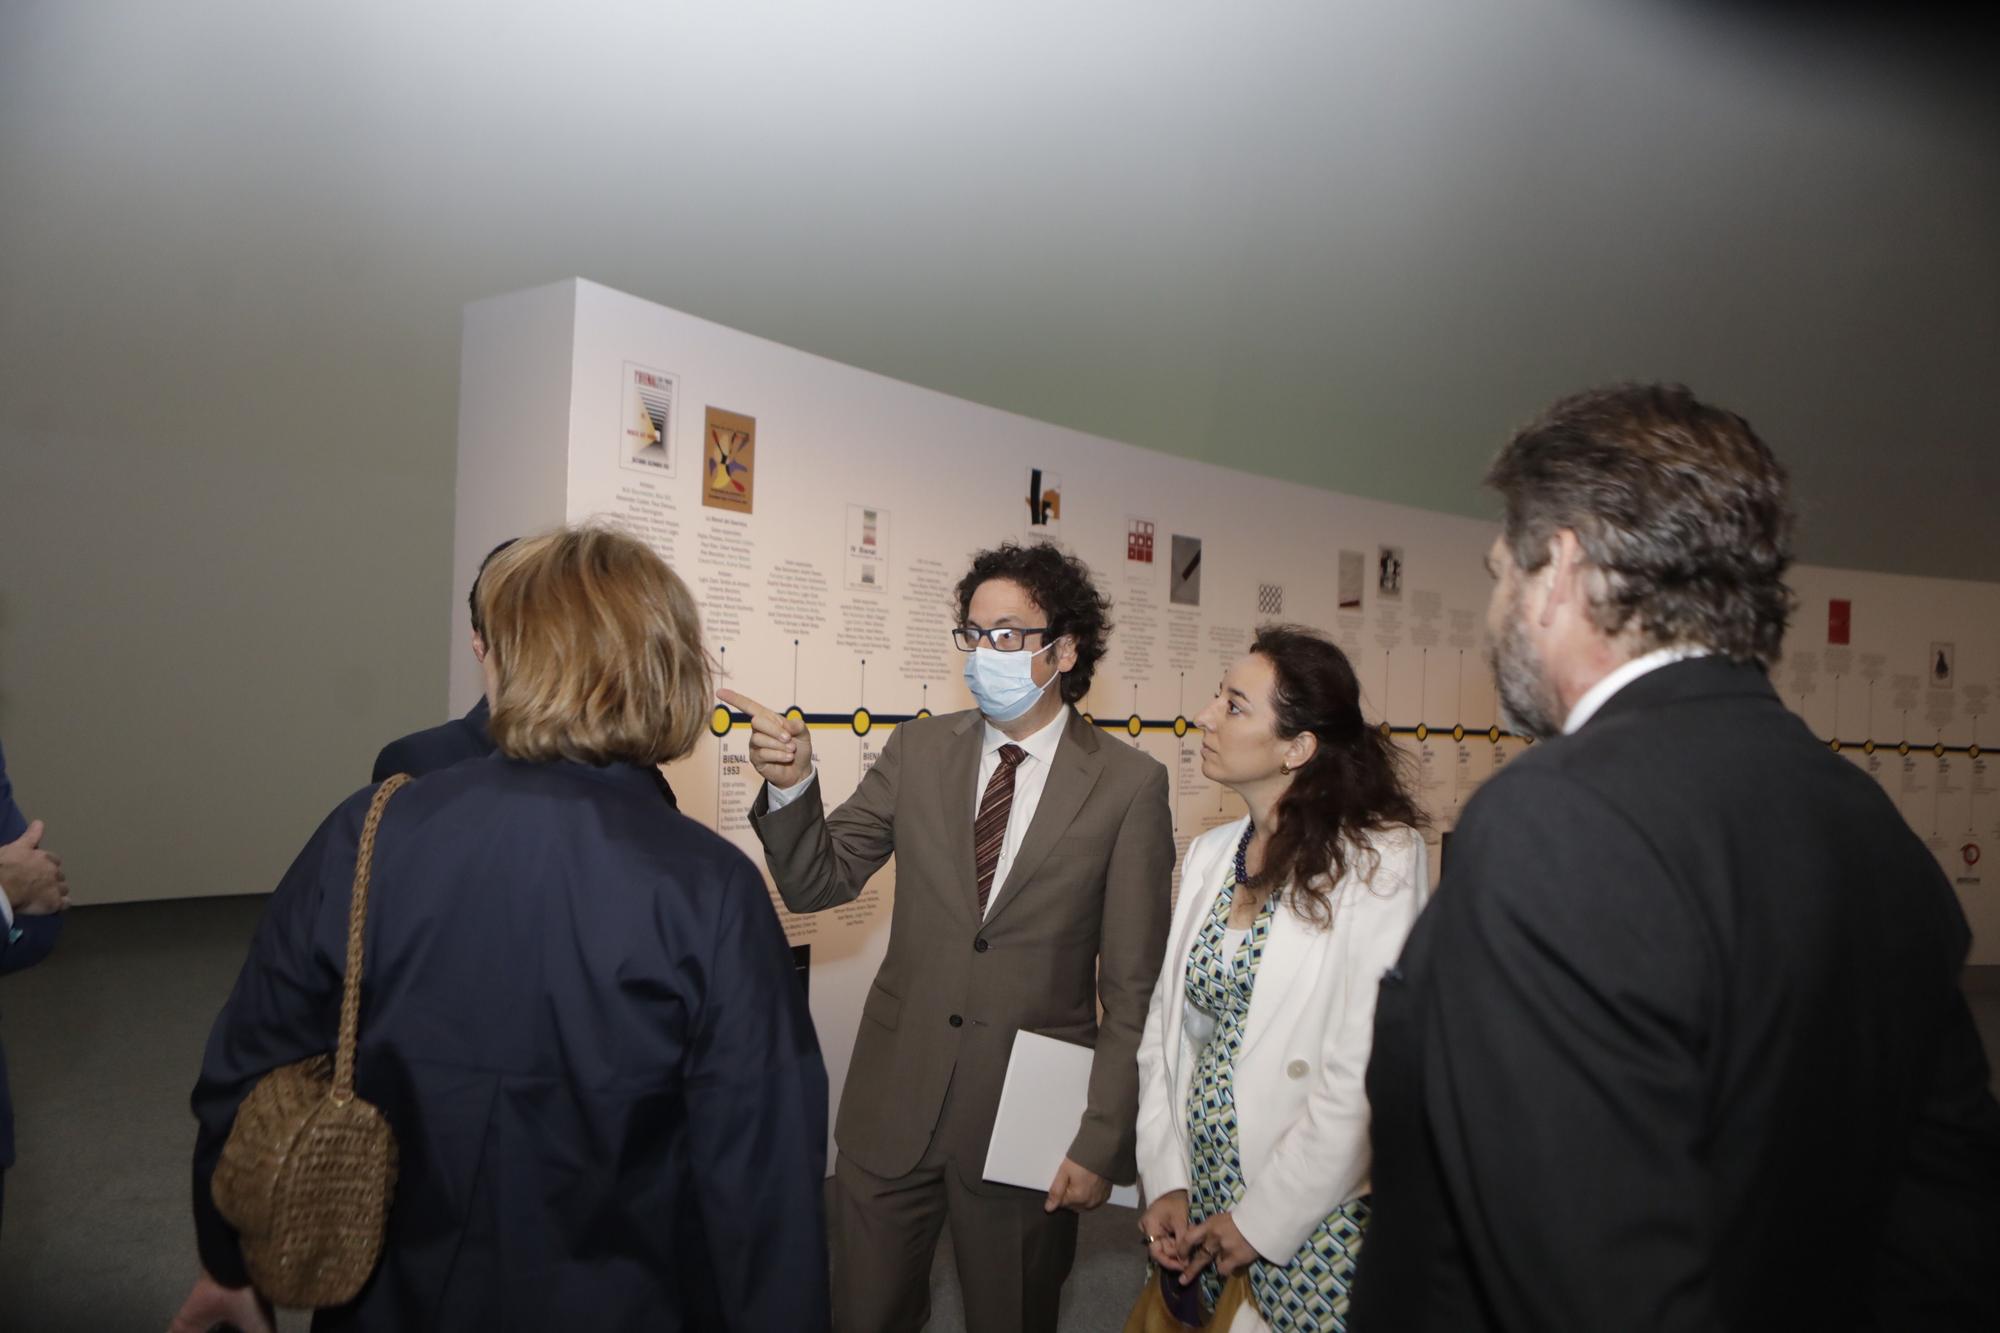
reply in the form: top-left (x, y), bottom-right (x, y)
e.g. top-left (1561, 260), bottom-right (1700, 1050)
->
top-left (476, 526), bottom-right (712, 766)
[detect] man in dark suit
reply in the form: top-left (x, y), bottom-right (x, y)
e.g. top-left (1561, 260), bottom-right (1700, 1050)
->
top-left (722, 542), bottom-right (1176, 1333)
top-left (1353, 384), bottom-right (2000, 1331)
top-left (371, 539), bottom-right (514, 781)
top-left (0, 737), bottom-right (69, 1230)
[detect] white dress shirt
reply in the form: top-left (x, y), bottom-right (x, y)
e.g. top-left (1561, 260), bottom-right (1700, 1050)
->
top-left (969, 705), bottom-right (1069, 918)
top-left (1563, 646), bottom-right (1712, 735)
top-left (764, 705), bottom-right (1072, 920)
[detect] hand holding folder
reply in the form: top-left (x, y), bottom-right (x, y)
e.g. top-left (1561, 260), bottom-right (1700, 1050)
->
top-left (983, 1030), bottom-right (1139, 1209)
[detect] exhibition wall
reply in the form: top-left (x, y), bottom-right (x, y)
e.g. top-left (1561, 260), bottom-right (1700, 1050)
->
top-left (453, 280), bottom-right (2000, 1139)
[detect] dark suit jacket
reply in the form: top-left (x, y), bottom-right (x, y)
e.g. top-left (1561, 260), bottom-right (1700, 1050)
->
top-left (0, 738), bottom-right (63, 1171)
top-left (749, 707), bottom-right (1175, 1185)
top-left (371, 698), bottom-right (493, 782)
top-left (192, 755), bottom-right (829, 1331)
top-left (1352, 657), bottom-right (2000, 1332)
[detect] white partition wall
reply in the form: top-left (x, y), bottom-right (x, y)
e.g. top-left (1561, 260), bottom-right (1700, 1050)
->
top-left (452, 279), bottom-right (2000, 1141)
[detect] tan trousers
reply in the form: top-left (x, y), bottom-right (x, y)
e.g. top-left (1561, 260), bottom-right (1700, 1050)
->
top-left (830, 1146), bottom-right (1080, 1333)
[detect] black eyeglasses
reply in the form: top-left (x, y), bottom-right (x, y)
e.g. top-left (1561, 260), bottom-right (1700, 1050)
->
top-left (952, 625), bottom-right (1050, 653)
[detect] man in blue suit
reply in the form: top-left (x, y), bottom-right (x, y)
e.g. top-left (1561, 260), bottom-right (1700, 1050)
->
top-left (0, 737), bottom-right (69, 1230)
top-left (371, 539), bottom-right (515, 782)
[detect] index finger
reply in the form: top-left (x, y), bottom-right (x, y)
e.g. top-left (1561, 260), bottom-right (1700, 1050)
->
top-left (717, 689), bottom-right (799, 746)
top-left (715, 688), bottom-right (772, 721)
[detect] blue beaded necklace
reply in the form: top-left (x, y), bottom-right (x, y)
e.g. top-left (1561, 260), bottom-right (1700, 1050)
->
top-left (1231, 821), bottom-right (1255, 886)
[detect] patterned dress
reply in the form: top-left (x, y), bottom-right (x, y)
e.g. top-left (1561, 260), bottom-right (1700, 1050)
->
top-left (1182, 840), bottom-right (1371, 1331)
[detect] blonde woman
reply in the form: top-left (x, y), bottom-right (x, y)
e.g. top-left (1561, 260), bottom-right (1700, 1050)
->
top-left (1135, 626), bottom-right (1426, 1332)
top-left (177, 527), bottom-right (829, 1332)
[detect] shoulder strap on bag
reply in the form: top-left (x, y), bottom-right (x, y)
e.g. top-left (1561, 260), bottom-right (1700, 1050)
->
top-left (333, 773), bottom-right (410, 1106)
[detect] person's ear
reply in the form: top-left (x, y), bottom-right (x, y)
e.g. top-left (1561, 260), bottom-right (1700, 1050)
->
top-left (471, 629), bottom-right (488, 663)
top-left (1533, 530), bottom-right (1585, 628)
top-left (1283, 731), bottom-right (1319, 774)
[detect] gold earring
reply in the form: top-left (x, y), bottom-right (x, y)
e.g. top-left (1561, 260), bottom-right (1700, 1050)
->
top-left (1279, 763), bottom-right (1291, 775)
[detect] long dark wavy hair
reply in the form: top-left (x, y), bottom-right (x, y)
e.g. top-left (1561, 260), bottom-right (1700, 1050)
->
top-left (1241, 624), bottom-right (1423, 927)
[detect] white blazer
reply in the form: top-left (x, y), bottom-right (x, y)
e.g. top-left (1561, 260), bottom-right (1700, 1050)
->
top-left (1135, 817), bottom-right (1428, 1264)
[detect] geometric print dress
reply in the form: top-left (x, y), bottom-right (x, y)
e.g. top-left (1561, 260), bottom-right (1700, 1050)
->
top-left (1181, 844), bottom-right (1372, 1332)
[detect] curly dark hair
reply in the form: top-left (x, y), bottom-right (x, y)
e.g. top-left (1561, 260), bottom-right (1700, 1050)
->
top-left (954, 542), bottom-right (1112, 705)
top-left (1242, 625), bottom-right (1424, 928)
top-left (1488, 383), bottom-right (1796, 667)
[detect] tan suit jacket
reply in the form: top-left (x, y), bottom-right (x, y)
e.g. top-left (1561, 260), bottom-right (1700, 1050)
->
top-left (750, 707), bottom-right (1175, 1185)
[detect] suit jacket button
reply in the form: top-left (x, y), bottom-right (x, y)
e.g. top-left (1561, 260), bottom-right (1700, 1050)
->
top-left (949, 1014), bottom-right (964, 1027)
top-left (974, 938), bottom-right (990, 953)
top-left (1286, 1059), bottom-right (1309, 1080)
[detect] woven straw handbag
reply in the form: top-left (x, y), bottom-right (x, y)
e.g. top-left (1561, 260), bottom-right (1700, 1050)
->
top-left (210, 773), bottom-right (409, 1309)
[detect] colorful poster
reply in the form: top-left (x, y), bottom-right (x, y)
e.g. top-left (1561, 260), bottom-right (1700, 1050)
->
top-left (1127, 517), bottom-right (1156, 572)
top-left (702, 406), bottom-right (756, 513)
top-left (1026, 467), bottom-right (1062, 536)
top-left (620, 362), bottom-right (678, 476)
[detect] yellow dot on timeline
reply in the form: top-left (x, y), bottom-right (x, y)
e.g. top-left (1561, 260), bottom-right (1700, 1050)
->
top-left (784, 706), bottom-right (804, 724)
top-left (1173, 717), bottom-right (1189, 737)
top-left (1829, 739), bottom-right (1841, 753)
top-left (1488, 725), bottom-right (1501, 743)
top-left (1126, 714), bottom-right (1143, 737)
top-left (1934, 742), bottom-right (1946, 758)
top-left (1864, 740), bottom-right (1875, 754)
top-left (1415, 724), bottom-right (1429, 741)
top-left (852, 708), bottom-right (872, 736)
top-left (1452, 724), bottom-right (1465, 742)
top-left (709, 705), bottom-right (733, 737)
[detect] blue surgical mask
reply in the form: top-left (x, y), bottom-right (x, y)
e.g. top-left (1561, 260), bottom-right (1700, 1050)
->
top-left (963, 641), bottom-right (1061, 723)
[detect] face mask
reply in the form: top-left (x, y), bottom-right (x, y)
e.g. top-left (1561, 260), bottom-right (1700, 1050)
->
top-left (963, 641), bottom-right (1061, 723)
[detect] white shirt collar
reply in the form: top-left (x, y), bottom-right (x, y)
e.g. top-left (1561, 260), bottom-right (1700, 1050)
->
top-left (1562, 646), bottom-right (1711, 734)
top-left (983, 703), bottom-right (1070, 765)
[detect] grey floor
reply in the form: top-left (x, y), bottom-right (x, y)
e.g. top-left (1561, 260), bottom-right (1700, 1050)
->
top-left (0, 899), bottom-right (1145, 1332)
top-left (3, 899), bottom-right (1997, 1332)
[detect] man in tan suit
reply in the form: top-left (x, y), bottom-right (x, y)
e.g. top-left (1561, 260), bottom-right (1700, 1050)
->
top-left (720, 541), bottom-right (1175, 1332)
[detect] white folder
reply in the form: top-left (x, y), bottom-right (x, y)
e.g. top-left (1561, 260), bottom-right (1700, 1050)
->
top-left (982, 1030), bottom-right (1139, 1208)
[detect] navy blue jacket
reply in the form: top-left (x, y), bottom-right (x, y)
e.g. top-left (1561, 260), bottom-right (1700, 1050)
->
top-left (371, 697), bottom-right (494, 782)
top-left (192, 754), bottom-right (829, 1330)
top-left (0, 738), bottom-right (63, 1171)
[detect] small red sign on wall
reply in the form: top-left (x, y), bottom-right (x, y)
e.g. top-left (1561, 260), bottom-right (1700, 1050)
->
top-left (1827, 599), bottom-right (1851, 645)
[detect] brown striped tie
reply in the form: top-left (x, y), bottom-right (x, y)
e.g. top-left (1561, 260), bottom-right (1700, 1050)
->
top-left (973, 744), bottom-right (1027, 914)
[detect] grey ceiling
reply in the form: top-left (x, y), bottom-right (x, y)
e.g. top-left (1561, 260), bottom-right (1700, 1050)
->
top-left (5, 0), bottom-right (1996, 580)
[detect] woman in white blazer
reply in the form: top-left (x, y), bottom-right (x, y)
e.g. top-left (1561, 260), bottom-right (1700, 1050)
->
top-left (1135, 626), bottom-right (1427, 1332)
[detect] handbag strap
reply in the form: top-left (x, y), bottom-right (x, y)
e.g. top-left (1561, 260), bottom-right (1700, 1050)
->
top-left (333, 773), bottom-right (411, 1105)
